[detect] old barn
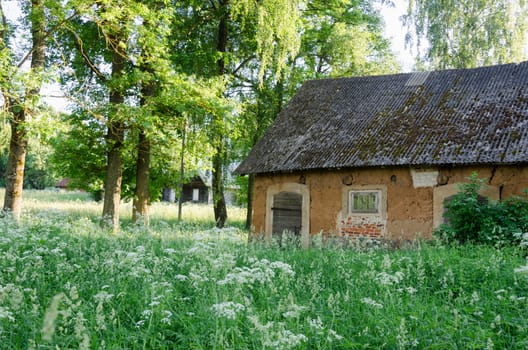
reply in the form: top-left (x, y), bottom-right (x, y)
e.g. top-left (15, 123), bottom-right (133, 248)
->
top-left (235, 62), bottom-right (528, 246)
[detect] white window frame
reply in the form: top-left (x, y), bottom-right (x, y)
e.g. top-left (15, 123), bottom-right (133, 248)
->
top-left (341, 185), bottom-right (387, 219)
top-left (349, 190), bottom-right (381, 214)
top-left (192, 188), bottom-right (200, 201)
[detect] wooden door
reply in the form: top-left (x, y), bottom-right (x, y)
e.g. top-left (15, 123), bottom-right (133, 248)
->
top-left (272, 192), bottom-right (302, 237)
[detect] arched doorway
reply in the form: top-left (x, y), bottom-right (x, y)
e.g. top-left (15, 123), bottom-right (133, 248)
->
top-left (265, 183), bottom-right (310, 247)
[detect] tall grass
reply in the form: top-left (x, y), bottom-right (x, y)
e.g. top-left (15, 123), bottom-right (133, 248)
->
top-left (0, 190), bottom-right (527, 349)
top-left (5, 188), bottom-right (246, 228)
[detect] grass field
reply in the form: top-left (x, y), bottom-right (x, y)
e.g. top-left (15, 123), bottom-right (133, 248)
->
top-left (0, 190), bottom-right (527, 349)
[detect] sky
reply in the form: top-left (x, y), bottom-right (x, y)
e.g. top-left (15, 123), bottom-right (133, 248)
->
top-left (379, 0), bottom-right (416, 72)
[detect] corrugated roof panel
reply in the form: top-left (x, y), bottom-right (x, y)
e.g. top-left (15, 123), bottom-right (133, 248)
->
top-left (235, 62), bottom-right (528, 175)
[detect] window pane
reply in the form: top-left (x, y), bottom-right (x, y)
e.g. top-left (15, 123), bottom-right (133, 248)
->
top-left (350, 191), bottom-right (379, 213)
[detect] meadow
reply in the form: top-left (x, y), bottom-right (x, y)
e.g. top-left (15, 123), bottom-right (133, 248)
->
top-left (0, 190), bottom-right (527, 349)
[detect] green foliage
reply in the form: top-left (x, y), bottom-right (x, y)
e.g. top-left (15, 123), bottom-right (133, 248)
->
top-left (301, 0), bottom-right (399, 78)
top-left (0, 142), bottom-right (58, 190)
top-left (233, 173), bottom-right (248, 207)
top-left (0, 194), bottom-right (527, 348)
top-left (49, 110), bottom-right (108, 197)
top-left (404, 0), bottom-right (528, 69)
top-left (435, 173), bottom-right (528, 245)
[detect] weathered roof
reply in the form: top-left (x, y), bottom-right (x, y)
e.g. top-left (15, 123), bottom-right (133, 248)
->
top-left (235, 62), bottom-right (528, 175)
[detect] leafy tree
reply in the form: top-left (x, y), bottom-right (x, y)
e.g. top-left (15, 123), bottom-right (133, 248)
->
top-left (171, 0), bottom-right (304, 228)
top-left (49, 110), bottom-right (110, 199)
top-left (54, 0), bottom-right (164, 230)
top-left (0, 0), bottom-right (56, 221)
top-left (300, 0), bottom-right (399, 78)
top-left (234, 0), bottom-right (399, 229)
top-left (50, 0), bottom-right (234, 231)
top-left (404, 0), bottom-right (528, 69)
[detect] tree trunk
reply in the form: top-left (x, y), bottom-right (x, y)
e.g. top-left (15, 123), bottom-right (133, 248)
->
top-left (101, 35), bottom-right (126, 232)
top-left (3, 106), bottom-right (28, 221)
top-left (212, 148), bottom-right (227, 228)
top-left (132, 130), bottom-right (150, 225)
top-left (132, 69), bottom-right (155, 225)
top-left (178, 121), bottom-right (186, 221)
top-left (101, 120), bottom-right (124, 231)
top-left (213, 0), bottom-right (229, 228)
top-left (245, 173), bottom-right (254, 230)
top-left (3, 0), bottom-right (46, 222)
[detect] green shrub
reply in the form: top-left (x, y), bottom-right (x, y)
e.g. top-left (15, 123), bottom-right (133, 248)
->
top-left (435, 173), bottom-right (528, 245)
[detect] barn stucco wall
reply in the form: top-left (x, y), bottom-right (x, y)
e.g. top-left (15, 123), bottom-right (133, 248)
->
top-left (251, 165), bottom-right (528, 241)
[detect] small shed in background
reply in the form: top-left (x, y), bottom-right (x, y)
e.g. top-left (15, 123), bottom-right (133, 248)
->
top-left (162, 174), bottom-right (212, 204)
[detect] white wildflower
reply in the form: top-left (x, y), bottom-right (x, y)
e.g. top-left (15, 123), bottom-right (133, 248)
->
top-left (74, 311), bottom-right (88, 341)
top-left (327, 329), bottom-right (343, 341)
top-left (396, 318), bottom-right (418, 348)
top-left (95, 301), bottom-right (106, 331)
top-left (126, 252), bottom-right (138, 259)
top-left (248, 315), bottom-right (274, 332)
top-left (212, 253), bottom-right (236, 268)
top-left (164, 248), bottom-right (176, 254)
top-left (94, 291), bottom-right (114, 302)
top-left (161, 310), bottom-right (172, 325)
top-left (0, 306), bottom-right (15, 322)
top-left (73, 312), bottom-right (91, 350)
top-left (175, 274), bottom-right (188, 281)
top-left (142, 309), bottom-right (153, 317)
top-left (50, 247), bottom-right (65, 256)
top-left (282, 303), bottom-right (307, 318)
top-left (189, 272), bottom-right (209, 283)
top-left (491, 314), bottom-right (501, 329)
top-left (308, 317), bottom-right (324, 330)
top-left (375, 271), bottom-right (404, 286)
top-left (361, 297), bottom-right (383, 309)
top-left (509, 295), bottom-right (526, 302)
top-left (218, 259), bottom-right (294, 286)
top-left (41, 293), bottom-right (64, 342)
top-left (382, 254), bottom-right (392, 269)
top-left (514, 232), bottom-right (528, 247)
top-left (405, 287), bottom-right (417, 294)
top-left (470, 291), bottom-right (480, 305)
top-left (149, 301), bottom-right (160, 307)
top-left (211, 301), bottom-right (245, 320)
top-left (269, 261), bottom-right (295, 276)
top-left (514, 264), bottom-right (528, 274)
top-left (263, 329), bottom-right (307, 349)
top-left (494, 289), bottom-right (506, 300)
top-left (79, 333), bottom-right (90, 350)
top-left (135, 320), bottom-right (146, 328)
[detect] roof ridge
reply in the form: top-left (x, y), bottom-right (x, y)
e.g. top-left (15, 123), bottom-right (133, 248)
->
top-left (235, 61), bottom-right (528, 175)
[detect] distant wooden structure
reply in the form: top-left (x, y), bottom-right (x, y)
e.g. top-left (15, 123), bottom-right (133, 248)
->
top-left (162, 175), bottom-right (211, 203)
top-left (180, 176), bottom-right (211, 203)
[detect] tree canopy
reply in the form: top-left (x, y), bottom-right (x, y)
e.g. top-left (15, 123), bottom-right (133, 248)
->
top-left (0, 0), bottom-right (408, 229)
top-left (404, 0), bottom-right (528, 69)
